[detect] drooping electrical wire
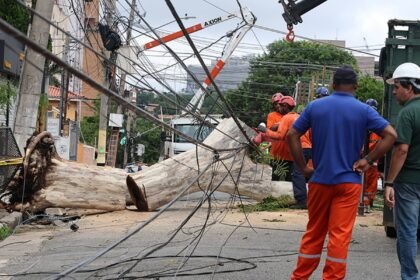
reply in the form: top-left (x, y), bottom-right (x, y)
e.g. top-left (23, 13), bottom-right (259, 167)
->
top-left (164, 0), bottom-right (255, 147)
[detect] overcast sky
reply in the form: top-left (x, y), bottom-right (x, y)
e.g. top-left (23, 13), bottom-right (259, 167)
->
top-left (119, 0), bottom-right (420, 91)
top-left (133, 0), bottom-right (420, 52)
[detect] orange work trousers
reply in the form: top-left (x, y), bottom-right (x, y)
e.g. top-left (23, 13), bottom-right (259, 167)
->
top-left (291, 182), bottom-right (361, 280)
top-left (364, 166), bottom-right (379, 206)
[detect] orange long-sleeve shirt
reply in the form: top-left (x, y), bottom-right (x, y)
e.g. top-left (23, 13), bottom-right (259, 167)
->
top-left (266, 111), bottom-right (284, 160)
top-left (266, 112), bottom-right (311, 161)
top-left (267, 111), bottom-right (283, 129)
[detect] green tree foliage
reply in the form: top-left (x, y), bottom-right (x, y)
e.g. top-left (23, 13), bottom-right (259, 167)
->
top-left (136, 91), bottom-right (155, 107)
top-left (80, 98), bottom-right (100, 146)
top-left (0, 81), bottom-right (17, 110)
top-left (133, 118), bottom-right (161, 164)
top-left (200, 91), bottom-right (223, 114)
top-left (355, 74), bottom-right (384, 111)
top-left (0, 0), bottom-right (30, 34)
top-left (225, 40), bottom-right (357, 126)
top-left (0, 1), bottom-right (30, 109)
top-left (137, 91), bottom-right (180, 115)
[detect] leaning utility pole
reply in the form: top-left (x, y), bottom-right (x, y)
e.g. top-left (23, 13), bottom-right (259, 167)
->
top-left (119, 0), bottom-right (136, 167)
top-left (97, 0), bottom-right (116, 166)
top-left (59, 35), bottom-right (70, 136)
top-left (13, 0), bottom-right (54, 151)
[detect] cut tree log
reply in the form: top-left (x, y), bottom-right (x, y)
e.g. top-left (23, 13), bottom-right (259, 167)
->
top-left (10, 118), bottom-right (292, 212)
top-left (24, 159), bottom-right (129, 212)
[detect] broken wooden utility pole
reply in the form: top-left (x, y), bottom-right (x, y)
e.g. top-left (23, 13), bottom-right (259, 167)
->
top-left (59, 35), bottom-right (70, 136)
top-left (14, 0), bottom-right (54, 151)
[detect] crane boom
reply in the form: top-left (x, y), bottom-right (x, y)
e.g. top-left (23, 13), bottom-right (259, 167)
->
top-left (280, 0), bottom-right (328, 26)
top-left (138, 8), bottom-right (254, 52)
top-left (153, 7), bottom-right (256, 158)
top-left (185, 8), bottom-right (256, 113)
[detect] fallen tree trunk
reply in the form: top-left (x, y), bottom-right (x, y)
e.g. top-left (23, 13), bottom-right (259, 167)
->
top-left (12, 159), bottom-right (129, 212)
top-left (6, 118), bottom-right (292, 212)
top-left (127, 118), bottom-right (292, 211)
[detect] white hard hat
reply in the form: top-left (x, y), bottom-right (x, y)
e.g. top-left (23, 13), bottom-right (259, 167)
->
top-left (386, 62), bottom-right (420, 84)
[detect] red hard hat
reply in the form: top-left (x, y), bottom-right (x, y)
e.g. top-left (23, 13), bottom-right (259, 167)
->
top-left (279, 96), bottom-right (296, 107)
top-left (271, 92), bottom-right (284, 104)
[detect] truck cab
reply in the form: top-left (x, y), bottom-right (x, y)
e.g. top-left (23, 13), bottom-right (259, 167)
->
top-left (164, 116), bottom-right (222, 157)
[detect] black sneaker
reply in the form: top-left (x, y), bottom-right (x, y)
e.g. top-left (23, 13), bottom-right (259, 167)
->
top-left (289, 201), bottom-right (307, 209)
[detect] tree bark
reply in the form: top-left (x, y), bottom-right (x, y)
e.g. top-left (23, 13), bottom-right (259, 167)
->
top-left (25, 158), bottom-right (129, 212)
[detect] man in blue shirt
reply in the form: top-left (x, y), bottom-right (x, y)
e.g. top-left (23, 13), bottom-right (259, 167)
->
top-left (287, 65), bottom-right (397, 280)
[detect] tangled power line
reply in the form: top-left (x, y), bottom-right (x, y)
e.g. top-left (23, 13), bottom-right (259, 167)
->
top-left (0, 0), bottom-right (380, 278)
top-left (0, 0), bottom-right (271, 278)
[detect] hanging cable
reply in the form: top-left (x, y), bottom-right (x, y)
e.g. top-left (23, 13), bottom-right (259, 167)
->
top-left (164, 0), bottom-right (256, 147)
top-left (13, 0), bottom-right (244, 149)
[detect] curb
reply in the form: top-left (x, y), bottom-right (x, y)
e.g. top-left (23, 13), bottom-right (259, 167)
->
top-left (0, 211), bottom-right (22, 232)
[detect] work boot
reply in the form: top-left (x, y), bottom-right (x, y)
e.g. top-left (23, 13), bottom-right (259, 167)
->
top-left (364, 205), bottom-right (371, 214)
top-left (289, 200), bottom-right (307, 209)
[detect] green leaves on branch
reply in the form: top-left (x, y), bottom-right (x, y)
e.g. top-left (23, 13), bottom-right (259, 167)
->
top-left (239, 195), bottom-right (294, 212)
top-left (134, 118), bottom-right (161, 164)
top-left (0, 81), bottom-right (17, 110)
top-left (355, 74), bottom-right (384, 111)
top-left (0, 0), bottom-right (30, 34)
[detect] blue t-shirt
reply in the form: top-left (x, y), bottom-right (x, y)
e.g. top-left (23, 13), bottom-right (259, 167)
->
top-left (293, 92), bottom-right (389, 184)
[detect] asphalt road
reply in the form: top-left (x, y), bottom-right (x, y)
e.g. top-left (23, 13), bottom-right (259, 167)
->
top-left (0, 193), bottom-right (409, 280)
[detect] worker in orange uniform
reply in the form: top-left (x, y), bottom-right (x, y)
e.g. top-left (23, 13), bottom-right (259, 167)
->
top-left (258, 96), bottom-right (312, 208)
top-left (364, 98), bottom-right (382, 210)
top-left (286, 66), bottom-right (396, 279)
top-left (266, 92), bottom-right (284, 181)
top-left (267, 92), bottom-right (284, 129)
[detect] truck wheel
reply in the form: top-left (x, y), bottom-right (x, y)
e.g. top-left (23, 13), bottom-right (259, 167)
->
top-left (385, 226), bottom-right (397, 238)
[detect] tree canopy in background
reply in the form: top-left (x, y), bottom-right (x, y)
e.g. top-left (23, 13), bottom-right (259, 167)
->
top-left (0, 81), bottom-right (17, 111)
top-left (355, 74), bottom-right (384, 111)
top-left (80, 97), bottom-right (100, 147)
top-left (133, 118), bottom-right (161, 164)
top-left (0, 0), bottom-right (30, 109)
top-left (225, 40), bottom-right (358, 126)
top-left (0, 0), bottom-right (31, 34)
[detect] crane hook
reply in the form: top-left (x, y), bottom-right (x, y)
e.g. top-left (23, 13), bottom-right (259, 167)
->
top-left (286, 24), bottom-right (295, 42)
